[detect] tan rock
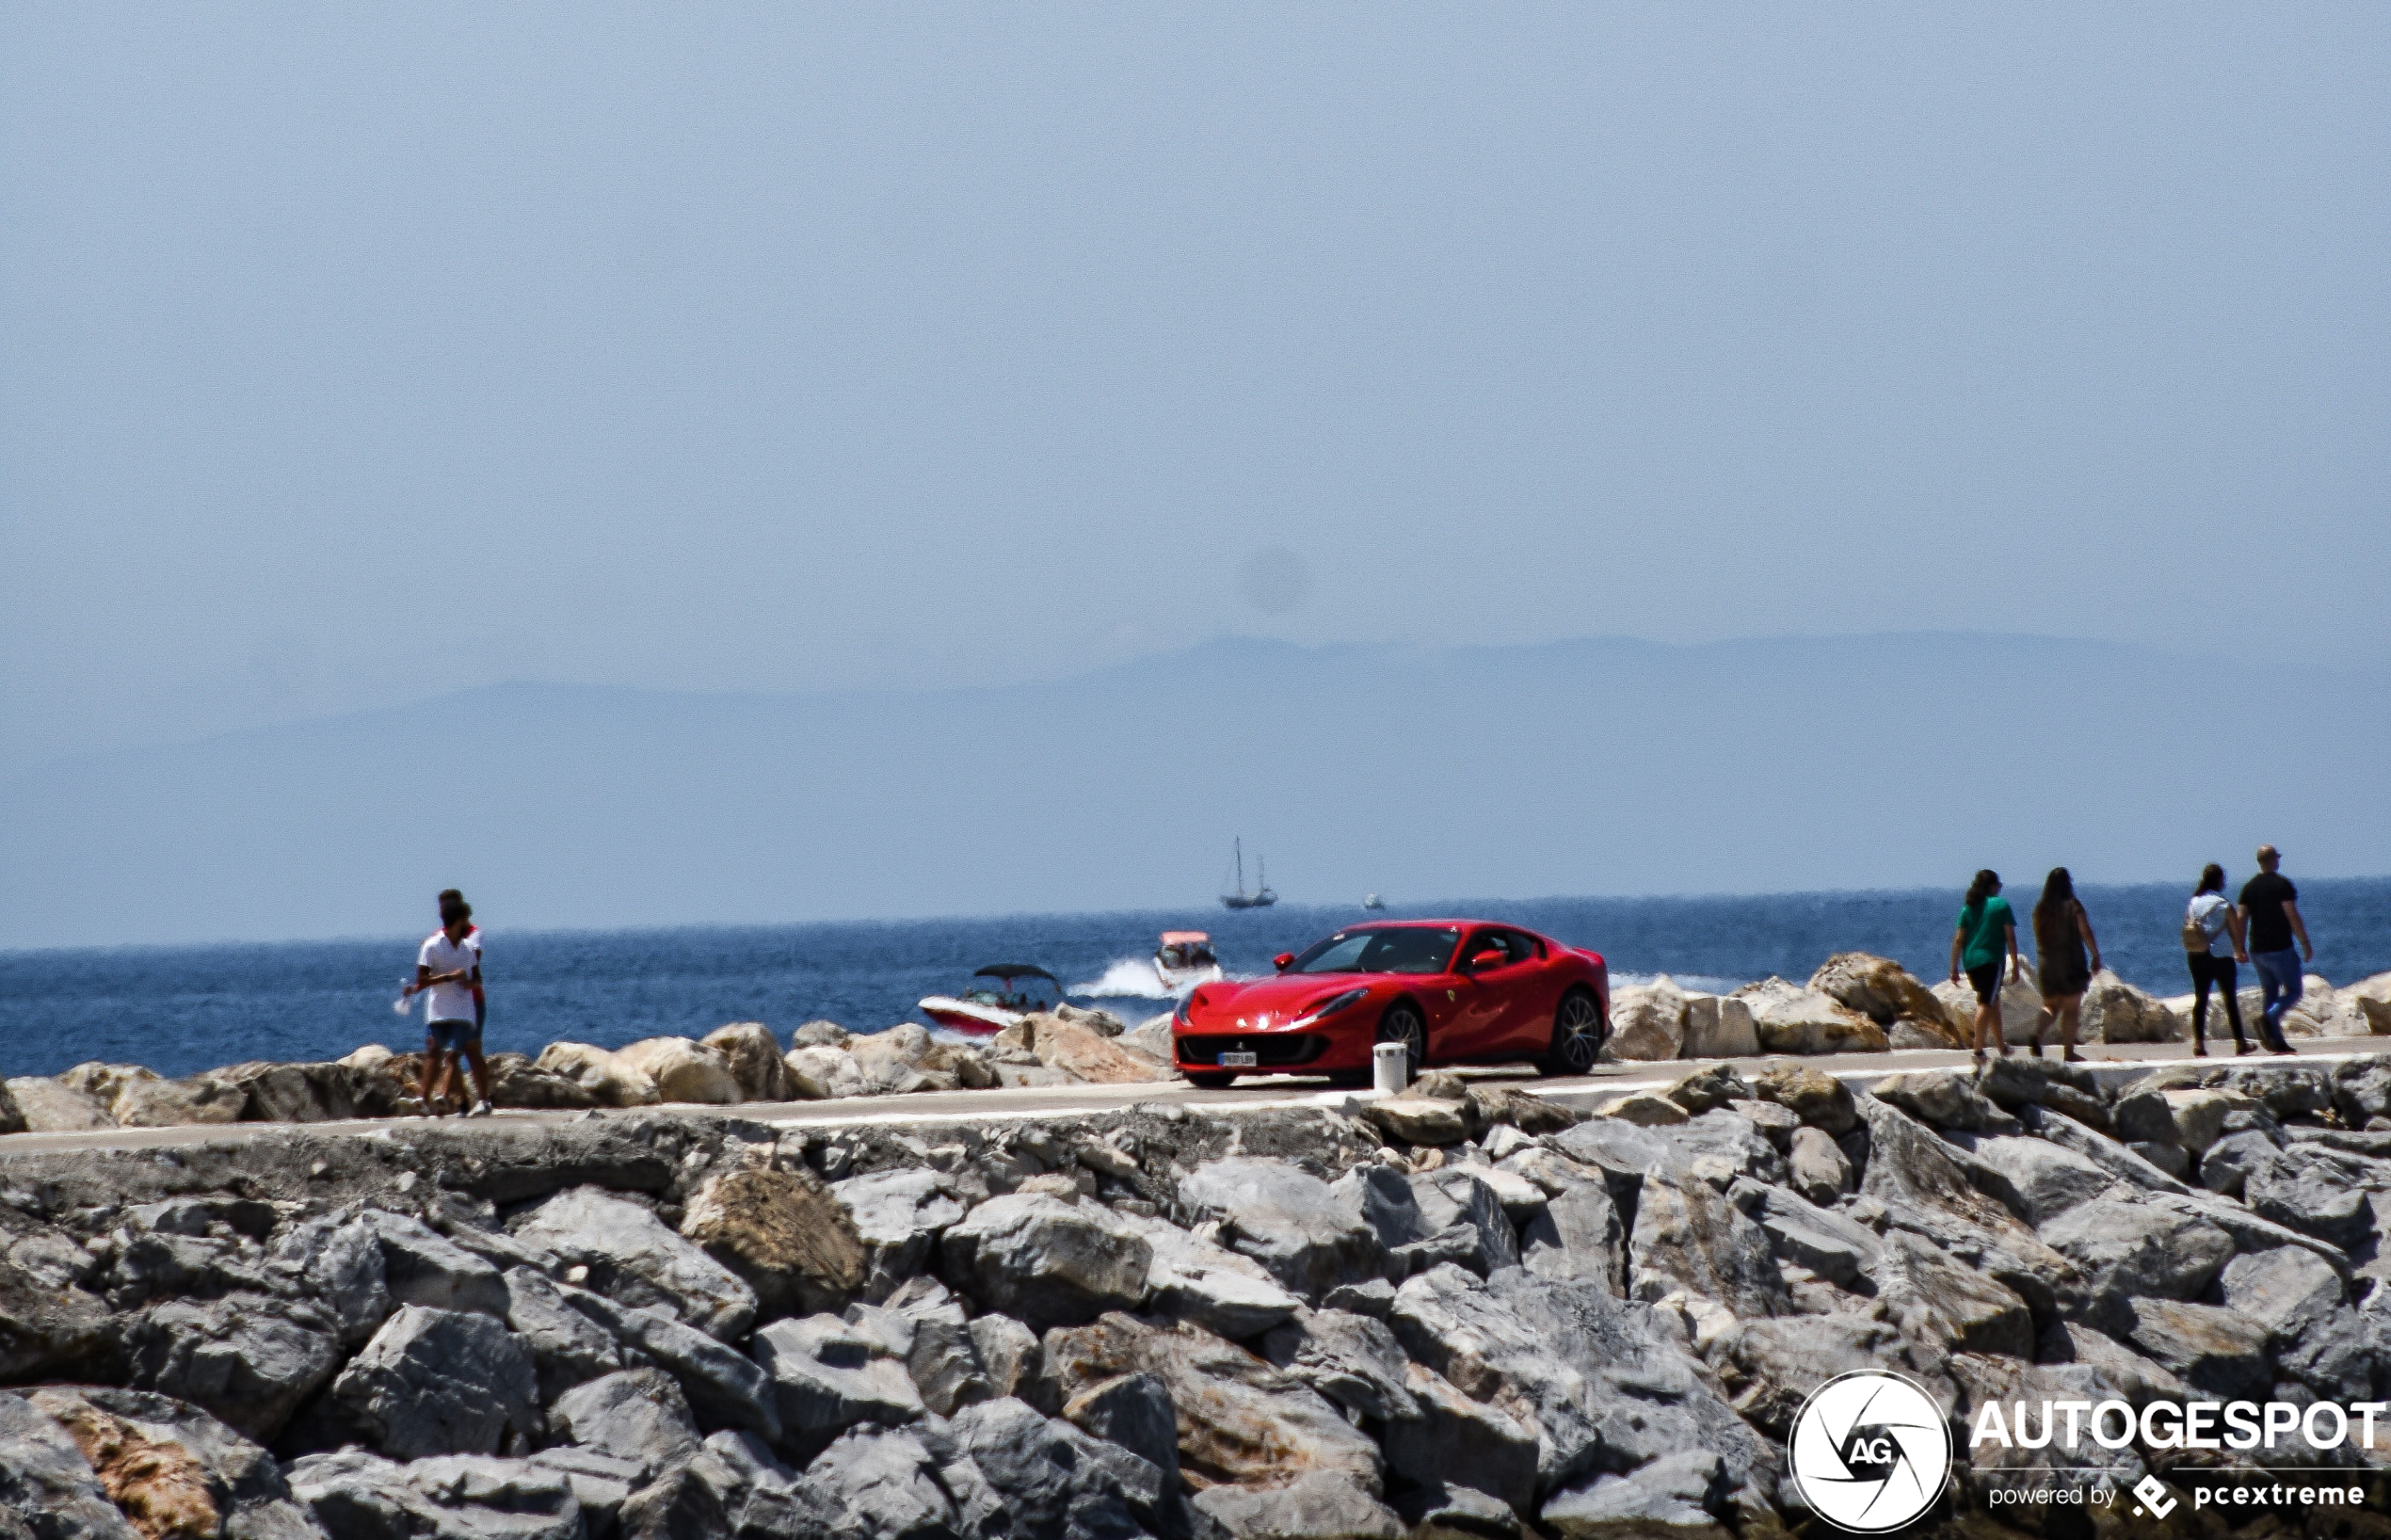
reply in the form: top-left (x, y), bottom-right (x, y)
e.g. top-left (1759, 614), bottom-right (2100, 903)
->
top-left (613, 1037), bottom-right (744, 1104)
top-left (6, 1076), bottom-right (114, 1131)
top-left (1680, 993), bottom-right (1758, 1058)
top-left (339, 1043), bottom-right (394, 1070)
top-left (2079, 971), bottom-right (2181, 1045)
top-left (1810, 952), bottom-right (1964, 1046)
top-left (2283, 976), bottom-right (2366, 1038)
top-left (481, 1053), bottom-right (600, 1110)
top-left (111, 1075), bottom-right (245, 1128)
top-left (1930, 972), bottom-right (2049, 1047)
top-left (1593, 1092), bottom-right (1689, 1127)
top-left (533, 1042), bottom-right (664, 1107)
top-left (212, 1060), bottom-right (359, 1122)
top-left (1361, 1095), bottom-right (1473, 1146)
top-left (2347, 973), bottom-right (2391, 1035)
top-left (682, 1166), bottom-right (866, 1315)
top-left (851, 1024), bottom-right (937, 1094)
top-left (1603, 977), bottom-right (1687, 1062)
top-left (1732, 982), bottom-right (1887, 1055)
top-left (702, 1022), bottom-right (792, 1101)
top-left (57, 1062), bottom-right (158, 1112)
top-left (1750, 1065), bottom-right (1858, 1136)
top-left (785, 1045), bottom-right (868, 1099)
top-left (1014, 1014), bottom-right (1175, 1085)
top-left (37, 1392), bottom-right (220, 1540)
top-left (919, 1041), bottom-right (995, 1089)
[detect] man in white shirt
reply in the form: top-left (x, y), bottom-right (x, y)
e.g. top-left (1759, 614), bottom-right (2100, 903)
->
top-left (412, 890), bottom-right (492, 1115)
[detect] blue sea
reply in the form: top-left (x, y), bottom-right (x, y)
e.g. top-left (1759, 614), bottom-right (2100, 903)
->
top-left (5, 880), bottom-right (2386, 1081)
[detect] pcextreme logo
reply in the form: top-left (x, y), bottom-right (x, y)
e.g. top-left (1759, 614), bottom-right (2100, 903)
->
top-left (1789, 1371), bottom-right (1953, 1532)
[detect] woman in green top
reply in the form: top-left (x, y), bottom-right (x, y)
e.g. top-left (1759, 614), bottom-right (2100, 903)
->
top-left (1948, 869), bottom-right (2024, 1066)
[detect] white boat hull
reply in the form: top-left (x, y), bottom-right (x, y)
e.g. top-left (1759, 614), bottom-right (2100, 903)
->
top-left (916, 996), bottom-right (1023, 1037)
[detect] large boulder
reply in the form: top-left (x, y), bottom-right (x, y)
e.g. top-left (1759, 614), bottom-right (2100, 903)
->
top-left (1116, 1211), bottom-right (1303, 1338)
top-left (1874, 1228), bottom-right (2032, 1357)
top-left (512, 1186), bottom-right (758, 1339)
top-left (1040, 1312), bottom-right (1384, 1495)
top-left (1195, 1472), bottom-right (1404, 1540)
top-left (288, 1450), bottom-right (582, 1540)
top-left (681, 1167), bottom-right (866, 1317)
top-left (2344, 972), bottom-right (2391, 1035)
top-left (532, 1043), bottom-right (662, 1108)
top-left (702, 1022), bottom-right (793, 1101)
top-left (5, 1076), bottom-right (114, 1131)
top-left (1012, 1014), bottom-right (1177, 1085)
top-left (2079, 971), bottom-right (2182, 1044)
top-left (1748, 1064), bottom-right (1857, 1136)
top-left (1931, 971), bottom-right (2048, 1047)
top-left (271, 1216), bottom-right (396, 1348)
top-left (1628, 1167), bottom-right (1787, 1319)
top-left (1869, 1070), bottom-right (2019, 1134)
top-left (212, 1060), bottom-right (361, 1123)
top-left (751, 1314), bottom-right (924, 1446)
top-left (1786, 1127), bottom-right (1853, 1206)
top-left (118, 1292), bottom-right (342, 1444)
top-left (0, 1389), bottom-right (140, 1540)
top-left (1966, 1135), bottom-right (2113, 1225)
top-left (1183, 1156), bottom-right (1385, 1297)
top-left (1602, 978), bottom-right (1686, 1062)
top-left (1259, 1308), bottom-right (1418, 1423)
top-left (832, 1168), bottom-right (971, 1300)
top-left (939, 1194), bottom-right (1151, 1330)
top-left (27, 1387), bottom-right (329, 1540)
top-left (948, 1396), bottom-right (1176, 1540)
top-left (1747, 1183), bottom-right (1881, 1289)
top-left (549, 1369), bottom-right (702, 1476)
top-left (1381, 1362), bottom-right (1540, 1516)
top-left (325, 1305), bottom-right (541, 1459)
top-left (1732, 980), bottom-right (1886, 1055)
top-left (612, 1037), bottom-right (744, 1104)
top-left (785, 1045), bottom-right (870, 1099)
top-left (111, 1074), bottom-right (246, 1128)
top-left (480, 1052), bottom-right (601, 1109)
top-left (501, 1267), bottom-right (634, 1403)
top-left (1858, 1099), bottom-right (2073, 1312)
top-left (359, 1210), bottom-right (511, 1316)
top-left (2120, 1299), bottom-right (2271, 1401)
top-left (1679, 993), bottom-right (1759, 1059)
top-left (554, 1286), bottom-right (780, 1442)
top-left (1809, 952), bottom-right (1965, 1047)
top-left (2038, 1199), bottom-right (2235, 1327)
top-left (848, 1026), bottom-right (939, 1095)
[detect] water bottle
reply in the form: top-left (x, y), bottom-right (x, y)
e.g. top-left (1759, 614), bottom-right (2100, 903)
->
top-left (393, 982), bottom-right (416, 1017)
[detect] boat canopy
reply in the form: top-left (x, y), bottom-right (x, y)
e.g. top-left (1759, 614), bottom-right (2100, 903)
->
top-left (1159, 931), bottom-right (1210, 946)
top-left (972, 963), bottom-right (1059, 985)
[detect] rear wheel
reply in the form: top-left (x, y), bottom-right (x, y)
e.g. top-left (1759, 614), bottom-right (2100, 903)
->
top-left (1377, 1002), bottom-right (1425, 1081)
top-left (1539, 987), bottom-right (1606, 1077)
top-left (1185, 1072), bottom-right (1237, 1090)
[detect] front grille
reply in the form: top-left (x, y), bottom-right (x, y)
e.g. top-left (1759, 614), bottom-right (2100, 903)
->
top-left (1175, 1034), bottom-right (1328, 1067)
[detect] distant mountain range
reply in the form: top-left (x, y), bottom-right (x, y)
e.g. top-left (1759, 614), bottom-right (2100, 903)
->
top-left (5, 633), bottom-right (2384, 949)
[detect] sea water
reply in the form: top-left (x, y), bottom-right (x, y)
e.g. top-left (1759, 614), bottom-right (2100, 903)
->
top-left (4, 880), bottom-right (2385, 1080)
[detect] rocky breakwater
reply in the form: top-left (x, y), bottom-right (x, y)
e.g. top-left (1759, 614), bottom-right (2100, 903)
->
top-left (0, 1006), bottom-right (1177, 1137)
top-left (8, 1049), bottom-right (2391, 1537)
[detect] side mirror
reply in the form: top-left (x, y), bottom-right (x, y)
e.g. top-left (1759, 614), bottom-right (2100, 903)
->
top-left (1274, 953), bottom-right (1295, 972)
top-left (1468, 949), bottom-right (1506, 971)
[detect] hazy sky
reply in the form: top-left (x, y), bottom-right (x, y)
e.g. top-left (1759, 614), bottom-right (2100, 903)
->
top-left (5, 6), bottom-right (2386, 770)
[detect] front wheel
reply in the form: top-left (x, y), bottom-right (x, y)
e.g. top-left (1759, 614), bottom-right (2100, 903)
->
top-left (1538, 987), bottom-right (1606, 1077)
top-left (1377, 1002), bottom-right (1425, 1081)
top-left (1184, 1072), bottom-right (1237, 1090)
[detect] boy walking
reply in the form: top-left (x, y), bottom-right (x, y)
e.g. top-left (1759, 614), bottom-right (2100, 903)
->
top-left (2238, 846), bottom-right (2309, 1055)
top-left (411, 889), bottom-right (494, 1115)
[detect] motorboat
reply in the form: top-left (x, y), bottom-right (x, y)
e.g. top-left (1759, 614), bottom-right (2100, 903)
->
top-left (1153, 931), bottom-right (1225, 992)
top-left (1361, 893), bottom-right (1386, 910)
top-left (917, 963), bottom-right (1061, 1037)
top-left (1220, 838), bottom-right (1277, 910)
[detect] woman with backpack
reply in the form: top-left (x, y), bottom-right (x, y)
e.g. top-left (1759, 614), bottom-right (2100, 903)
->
top-left (2030, 868), bottom-right (2101, 1063)
top-left (2184, 863), bottom-right (2251, 1056)
top-left (1949, 869), bottom-right (2023, 1066)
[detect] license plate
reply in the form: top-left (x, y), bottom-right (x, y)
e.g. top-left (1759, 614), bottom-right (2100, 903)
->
top-left (1219, 1051), bottom-right (1259, 1068)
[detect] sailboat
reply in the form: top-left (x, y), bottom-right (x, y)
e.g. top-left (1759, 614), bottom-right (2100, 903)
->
top-left (1220, 838), bottom-right (1278, 910)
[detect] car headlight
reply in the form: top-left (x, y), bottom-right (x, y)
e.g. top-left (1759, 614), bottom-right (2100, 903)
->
top-left (1292, 987), bottom-right (1369, 1029)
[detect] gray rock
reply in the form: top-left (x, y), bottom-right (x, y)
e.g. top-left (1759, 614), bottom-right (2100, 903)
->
top-left (1663, 1066), bottom-right (1750, 1116)
top-left (1659, 1109), bottom-right (1785, 1186)
top-left (1516, 1177), bottom-right (1625, 1293)
top-left (2033, 1320), bottom-right (2190, 1405)
top-left (501, 1266), bottom-right (633, 1404)
top-left (2196, 1130), bottom-right (2281, 1200)
top-left (1119, 1211), bottom-right (1302, 1339)
top-left (1260, 1307), bottom-right (1418, 1422)
top-left (1627, 1166), bottom-right (1787, 1319)
top-left (1713, 1314), bottom-right (1947, 1441)
top-left (950, 1396), bottom-right (1168, 1540)
top-left (550, 1369), bottom-right (702, 1480)
top-left (2217, 1246), bottom-right (2378, 1401)
top-left (1785, 1127), bottom-right (1852, 1206)
top-left (23, 1387), bottom-right (328, 1540)
top-left (1962, 1135), bottom-right (2113, 1226)
top-left (1321, 1278), bottom-right (1396, 1319)
top-left (968, 1314), bottom-right (1041, 1402)
top-left (529, 1445), bottom-right (644, 1532)
top-left (0, 1390), bottom-right (145, 1540)
top-left (563, 1288), bottom-right (781, 1442)
top-left (830, 1169), bottom-right (972, 1302)
top-left (271, 1216), bottom-right (394, 1348)
top-left (2025, 1108), bottom-right (2192, 1195)
top-left (1060, 1372), bottom-right (1179, 1487)
top-left (792, 1427), bottom-right (957, 1540)
top-left (2141, 1188), bottom-right (2353, 1276)
top-left (1747, 1183), bottom-right (1880, 1289)
top-left (1547, 1120), bottom-right (1669, 1199)
top-left (289, 1450), bottom-right (583, 1540)
top-left (5, 1076), bottom-right (113, 1132)
top-left (876, 1275), bottom-right (991, 1418)
top-left (2121, 1298), bottom-right (2271, 1401)
top-left (2039, 1199), bottom-right (2235, 1328)
top-left (1870, 1071), bottom-right (2020, 1135)
top-left (513, 1187), bottom-right (758, 1340)
top-left (1874, 1227), bottom-right (2032, 1357)
top-left (751, 1314), bottom-right (923, 1445)
top-left (939, 1193), bottom-right (1152, 1330)
top-left (1040, 1313), bottom-right (1383, 1495)
top-left (1748, 1065), bottom-right (1859, 1136)
top-left (1383, 1264), bottom-right (1599, 1498)
top-left (359, 1209), bottom-right (511, 1318)
top-left (1381, 1362), bottom-right (1539, 1516)
top-left (1194, 1473), bottom-right (1404, 1540)
top-left (1408, 1168), bottom-right (1521, 1277)
top-left (2129, 1141), bottom-right (2192, 1179)
top-left (1183, 1157), bottom-right (1385, 1299)
top-left (1729, 1099), bottom-right (1802, 1154)
top-left (1946, 1356), bottom-right (2148, 1503)
top-left (119, 1291), bottom-right (342, 1444)
top-left (1858, 1099), bottom-right (2071, 1314)
top-left (327, 1304), bottom-right (541, 1459)
top-left (1390, 1479), bottom-right (1519, 1540)
top-left (2244, 1146), bottom-right (2386, 1245)
top-left (1541, 1452), bottom-right (1725, 1538)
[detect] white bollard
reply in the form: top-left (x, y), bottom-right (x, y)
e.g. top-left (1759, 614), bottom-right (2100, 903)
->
top-left (1372, 1042), bottom-right (1409, 1097)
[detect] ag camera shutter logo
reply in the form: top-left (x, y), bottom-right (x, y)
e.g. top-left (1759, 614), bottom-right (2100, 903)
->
top-left (1789, 1371), bottom-right (1952, 1532)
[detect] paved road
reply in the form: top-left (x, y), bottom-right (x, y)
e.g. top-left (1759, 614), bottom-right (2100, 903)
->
top-left (5, 1035), bottom-right (2383, 1159)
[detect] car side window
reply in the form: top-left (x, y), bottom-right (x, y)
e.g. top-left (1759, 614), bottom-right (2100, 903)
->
top-left (1499, 930), bottom-right (1543, 964)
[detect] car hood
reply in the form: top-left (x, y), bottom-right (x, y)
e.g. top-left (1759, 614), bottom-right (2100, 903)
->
top-left (1190, 973), bottom-right (1388, 1019)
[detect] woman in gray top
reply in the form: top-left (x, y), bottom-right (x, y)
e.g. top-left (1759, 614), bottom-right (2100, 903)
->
top-left (2184, 863), bottom-right (2250, 1056)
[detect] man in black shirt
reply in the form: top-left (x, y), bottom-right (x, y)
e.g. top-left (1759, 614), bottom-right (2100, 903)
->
top-left (2238, 844), bottom-right (2312, 1054)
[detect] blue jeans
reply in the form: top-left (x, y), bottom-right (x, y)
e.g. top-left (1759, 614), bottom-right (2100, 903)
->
top-left (2251, 950), bottom-right (2303, 1042)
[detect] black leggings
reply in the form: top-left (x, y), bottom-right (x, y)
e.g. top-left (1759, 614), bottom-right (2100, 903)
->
top-left (2188, 953), bottom-right (2246, 1045)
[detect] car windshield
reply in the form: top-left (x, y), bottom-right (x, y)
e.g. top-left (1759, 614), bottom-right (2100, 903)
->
top-left (1287, 927), bottom-right (1461, 975)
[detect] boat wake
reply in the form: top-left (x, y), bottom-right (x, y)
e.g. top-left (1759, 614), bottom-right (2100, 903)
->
top-left (1071, 957), bottom-right (1252, 1000)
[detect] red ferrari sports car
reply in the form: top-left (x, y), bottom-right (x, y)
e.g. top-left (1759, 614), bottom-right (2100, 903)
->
top-left (1171, 920), bottom-right (1610, 1089)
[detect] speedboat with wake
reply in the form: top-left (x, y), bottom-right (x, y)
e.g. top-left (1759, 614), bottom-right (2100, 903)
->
top-left (917, 963), bottom-right (1061, 1037)
top-left (1153, 931), bottom-right (1225, 992)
